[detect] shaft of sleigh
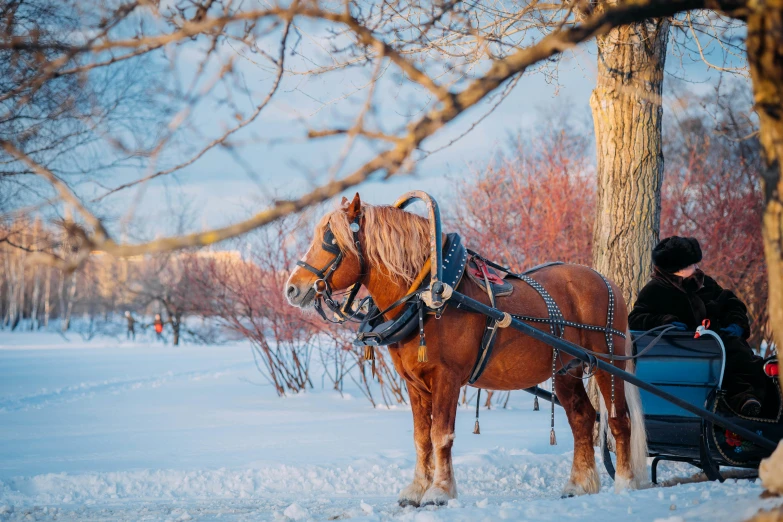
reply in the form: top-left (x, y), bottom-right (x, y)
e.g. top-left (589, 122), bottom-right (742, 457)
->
top-left (447, 290), bottom-right (778, 453)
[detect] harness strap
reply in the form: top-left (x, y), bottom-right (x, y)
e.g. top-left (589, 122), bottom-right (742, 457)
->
top-left (469, 258), bottom-right (501, 385)
top-left (512, 315), bottom-right (627, 338)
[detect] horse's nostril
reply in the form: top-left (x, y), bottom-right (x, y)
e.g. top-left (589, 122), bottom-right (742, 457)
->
top-left (287, 285), bottom-right (300, 299)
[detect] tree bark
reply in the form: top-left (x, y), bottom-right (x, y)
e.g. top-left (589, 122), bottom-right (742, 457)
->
top-left (172, 312), bottom-right (181, 346)
top-left (43, 267), bottom-right (51, 328)
top-left (588, 13), bottom-right (670, 443)
top-left (62, 274), bottom-right (76, 331)
top-left (748, 0), bottom-right (783, 362)
top-left (31, 262), bottom-right (40, 330)
top-left (589, 16), bottom-right (670, 307)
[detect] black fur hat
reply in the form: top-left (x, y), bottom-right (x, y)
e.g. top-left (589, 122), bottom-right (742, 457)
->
top-left (652, 236), bottom-right (702, 273)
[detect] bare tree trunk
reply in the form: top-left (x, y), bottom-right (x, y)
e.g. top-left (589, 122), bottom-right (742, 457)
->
top-left (172, 312), bottom-right (181, 346)
top-left (0, 260), bottom-right (4, 330)
top-left (29, 223), bottom-right (40, 330)
top-left (4, 254), bottom-right (13, 328)
top-left (43, 267), bottom-right (51, 328)
top-left (31, 263), bottom-right (40, 330)
top-left (62, 274), bottom-right (77, 332)
top-left (588, 14), bottom-right (670, 444)
top-left (749, 1), bottom-right (783, 375)
top-left (589, 16), bottom-right (670, 307)
top-left (18, 251), bottom-right (26, 328)
top-left (8, 255), bottom-right (19, 330)
top-left (58, 273), bottom-right (66, 328)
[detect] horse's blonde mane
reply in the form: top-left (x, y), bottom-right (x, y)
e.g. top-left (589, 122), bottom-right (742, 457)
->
top-left (316, 203), bottom-right (431, 286)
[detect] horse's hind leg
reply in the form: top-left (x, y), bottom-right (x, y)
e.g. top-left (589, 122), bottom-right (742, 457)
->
top-left (593, 369), bottom-right (636, 491)
top-left (555, 368), bottom-right (601, 496)
top-left (398, 386), bottom-right (433, 507)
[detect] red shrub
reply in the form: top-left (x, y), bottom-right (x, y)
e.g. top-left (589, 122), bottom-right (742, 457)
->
top-left (448, 126), bottom-right (595, 271)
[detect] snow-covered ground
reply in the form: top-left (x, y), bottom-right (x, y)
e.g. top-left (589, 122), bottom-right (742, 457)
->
top-left (0, 332), bottom-right (780, 521)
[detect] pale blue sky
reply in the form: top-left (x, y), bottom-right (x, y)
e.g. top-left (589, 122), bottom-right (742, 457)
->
top-left (85, 18), bottom-right (748, 242)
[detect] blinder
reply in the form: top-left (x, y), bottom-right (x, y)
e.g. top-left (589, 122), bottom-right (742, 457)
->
top-left (296, 215), bottom-right (366, 323)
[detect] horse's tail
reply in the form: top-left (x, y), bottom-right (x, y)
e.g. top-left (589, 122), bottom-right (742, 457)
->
top-left (624, 327), bottom-right (649, 487)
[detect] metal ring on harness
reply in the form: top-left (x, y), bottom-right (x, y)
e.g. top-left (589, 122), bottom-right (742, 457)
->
top-left (313, 278), bottom-right (327, 295)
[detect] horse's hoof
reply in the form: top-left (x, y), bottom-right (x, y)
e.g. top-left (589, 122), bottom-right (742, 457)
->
top-left (420, 498), bottom-right (448, 507)
top-left (398, 482), bottom-right (427, 508)
top-left (420, 487), bottom-right (452, 507)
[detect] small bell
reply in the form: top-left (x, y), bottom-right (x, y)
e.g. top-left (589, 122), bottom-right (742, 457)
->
top-left (610, 402), bottom-right (618, 419)
top-left (533, 395), bottom-right (540, 411)
top-left (473, 420), bottom-right (481, 434)
top-left (550, 428), bottom-right (557, 446)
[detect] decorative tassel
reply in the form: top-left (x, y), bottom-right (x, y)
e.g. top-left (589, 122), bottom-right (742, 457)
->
top-left (474, 388), bottom-right (481, 435)
top-left (417, 300), bottom-right (428, 363)
top-left (533, 385), bottom-right (540, 411)
top-left (364, 346), bottom-right (377, 378)
top-left (550, 428), bottom-right (557, 446)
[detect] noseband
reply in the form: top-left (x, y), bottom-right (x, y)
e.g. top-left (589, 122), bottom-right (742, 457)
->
top-left (296, 215), bottom-right (366, 323)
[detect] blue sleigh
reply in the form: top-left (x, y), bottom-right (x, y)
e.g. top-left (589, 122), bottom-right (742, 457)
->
top-left (600, 329), bottom-right (782, 483)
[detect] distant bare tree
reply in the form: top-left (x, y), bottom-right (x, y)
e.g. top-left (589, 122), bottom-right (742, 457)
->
top-left (1, 0), bottom-right (783, 348)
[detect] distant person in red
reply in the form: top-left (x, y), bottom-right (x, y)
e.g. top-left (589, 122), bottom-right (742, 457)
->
top-left (153, 314), bottom-right (164, 341)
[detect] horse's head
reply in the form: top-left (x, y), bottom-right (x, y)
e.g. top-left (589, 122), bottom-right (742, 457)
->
top-left (285, 193), bottom-right (365, 309)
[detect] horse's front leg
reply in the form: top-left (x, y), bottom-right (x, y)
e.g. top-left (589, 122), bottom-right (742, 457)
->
top-left (398, 385), bottom-right (433, 507)
top-left (420, 374), bottom-right (460, 506)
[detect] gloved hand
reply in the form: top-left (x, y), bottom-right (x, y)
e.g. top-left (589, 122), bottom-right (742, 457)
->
top-left (720, 323), bottom-right (744, 338)
top-left (669, 322), bottom-right (688, 331)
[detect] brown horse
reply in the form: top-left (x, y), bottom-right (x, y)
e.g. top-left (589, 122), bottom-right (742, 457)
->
top-left (285, 194), bottom-right (648, 506)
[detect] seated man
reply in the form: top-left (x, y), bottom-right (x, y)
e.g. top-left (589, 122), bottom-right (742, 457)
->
top-left (629, 236), bottom-right (767, 417)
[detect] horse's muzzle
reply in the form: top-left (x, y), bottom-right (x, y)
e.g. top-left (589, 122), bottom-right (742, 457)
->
top-left (286, 283), bottom-right (316, 308)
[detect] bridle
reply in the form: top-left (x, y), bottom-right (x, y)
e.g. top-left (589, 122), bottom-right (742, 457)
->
top-left (296, 215), bottom-right (368, 323)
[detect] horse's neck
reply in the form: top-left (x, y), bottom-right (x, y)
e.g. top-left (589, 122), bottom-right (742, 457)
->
top-left (363, 267), bottom-right (410, 319)
top-left (362, 228), bottom-right (442, 318)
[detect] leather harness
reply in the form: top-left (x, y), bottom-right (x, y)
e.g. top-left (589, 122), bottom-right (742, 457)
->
top-left (465, 252), bottom-right (625, 385)
top-left (354, 233), bottom-right (467, 346)
top-left (300, 219), bottom-right (624, 387)
top-left (348, 236), bottom-right (624, 386)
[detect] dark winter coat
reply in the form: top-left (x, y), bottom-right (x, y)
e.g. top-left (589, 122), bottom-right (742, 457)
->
top-left (629, 270), bottom-right (750, 339)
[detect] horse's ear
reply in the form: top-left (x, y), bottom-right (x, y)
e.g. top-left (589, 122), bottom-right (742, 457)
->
top-left (345, 193), bottom-right (361, 218)
top-left (340, 196), bottom-right (349, 206)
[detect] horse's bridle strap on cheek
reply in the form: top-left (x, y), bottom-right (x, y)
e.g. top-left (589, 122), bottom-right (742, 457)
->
top-left (296, 214), bottom-right (365, 323)
top-left (297, 251), bottom-right (343, 287)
